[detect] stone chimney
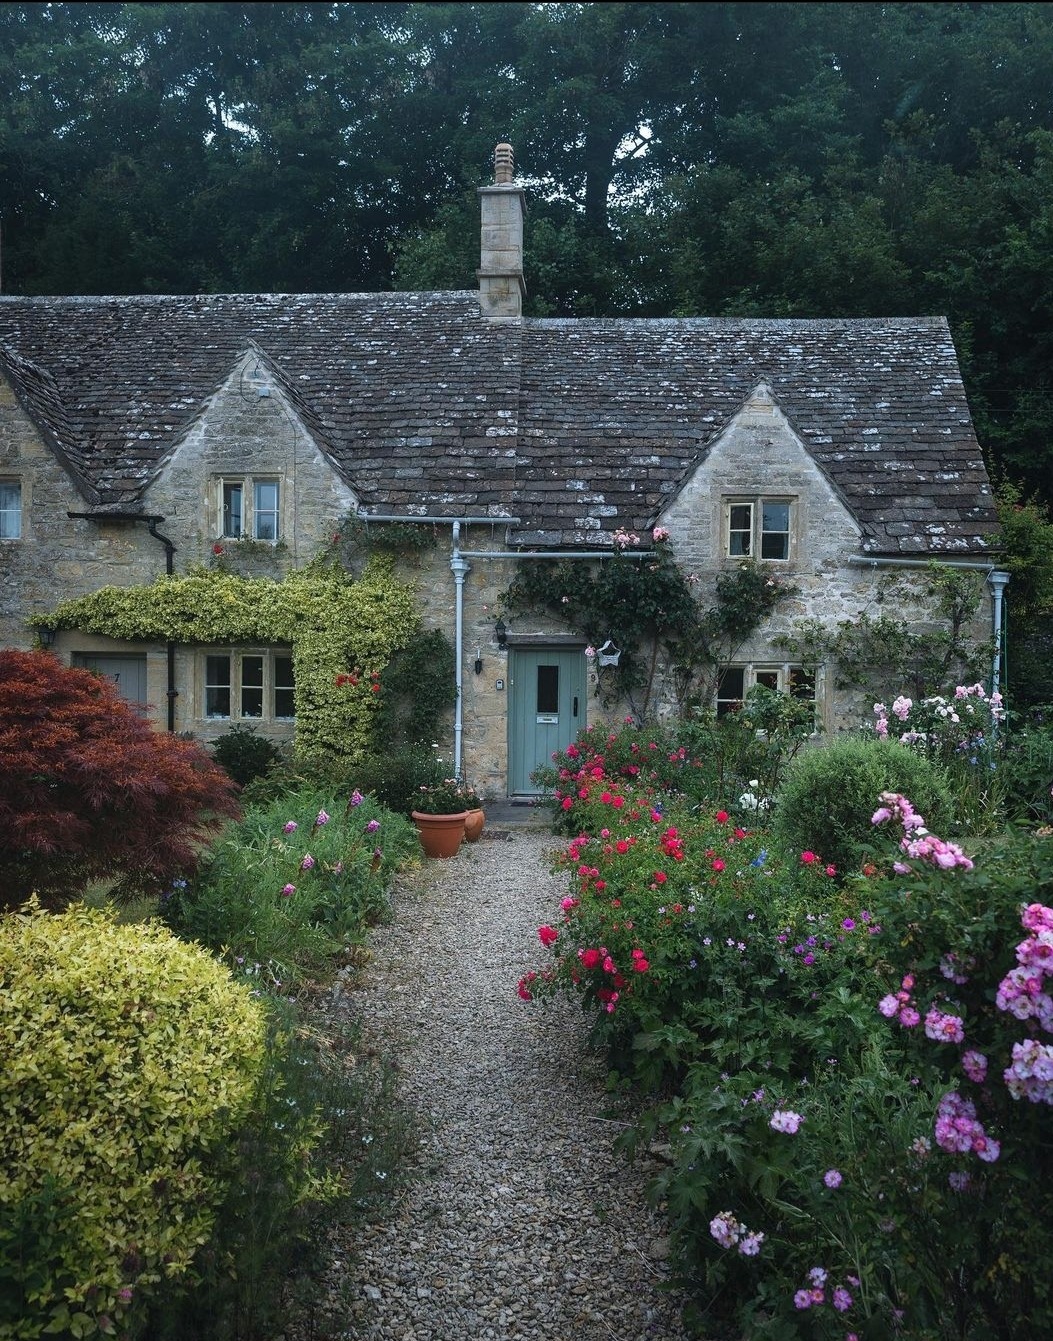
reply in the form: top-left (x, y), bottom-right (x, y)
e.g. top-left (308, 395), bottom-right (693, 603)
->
top-left (477, 143), bottom-right (526, 318)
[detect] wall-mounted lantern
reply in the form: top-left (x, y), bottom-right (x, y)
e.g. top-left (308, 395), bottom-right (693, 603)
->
top-left (597, 638), bottom-right (621, 667)
top-left (495, 618), bottom-right (507, 647)
top-left (34, 623), bottom-right (57, 649)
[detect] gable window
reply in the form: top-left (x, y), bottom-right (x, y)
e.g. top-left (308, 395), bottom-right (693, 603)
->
top-left (716, 663), bottom-right (816, 718)
top-left (0, 481), bottom-right (21, 539)
top-left (204, 650), bottom-right (295, 720)
top-left (726, 498), bottom-right (792, 561)
top-left (218, 477), bottom-right (281, 541)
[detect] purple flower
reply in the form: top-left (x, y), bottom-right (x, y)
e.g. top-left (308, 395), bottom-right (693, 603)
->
top-left (794, 1290), bottom-right (813, 1310)
top-left (300, 854), bottom-right (315, 871)
top-left (962, 1049), bottom-right (988, 1083)
top-left (709, 1211), bottom-right (741, 1248)
top-left (283, 820), bottom-right (298, 833)
top-left (282, 883), bottom-right (296, 897)
top-left (770, 1110), bottom-right (804, 1134)
top-left (315, 809), bottom-right (330, 827)
top-left (738, 1231), bottom-right (764, 1257)
top-left (823, 1169), bottom-right (843, 1188)
top-left (833, 1286), bottom-right (853, 1312)
top-left (366, 818), bottom-right (381, 834)
top-left (350, 789), bottom-right (364, 806)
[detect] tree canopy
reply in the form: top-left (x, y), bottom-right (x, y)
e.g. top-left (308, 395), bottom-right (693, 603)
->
top-left (3, 2), bottom-right (1053, 501)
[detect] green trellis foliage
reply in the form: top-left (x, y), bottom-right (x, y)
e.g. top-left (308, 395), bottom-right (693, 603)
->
top-left (46, 560), bottom-right (421, 765)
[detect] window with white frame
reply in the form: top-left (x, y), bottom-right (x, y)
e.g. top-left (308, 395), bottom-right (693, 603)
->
top-left (725, 498), bottom-right (793, 561)
top-left (204, 651), bottom-right (295, 720)
top-left (218, 477), bottom-right (282, 541)
top-left (0, 480), bottom-right (21, 539)
top-left (715, 663), bottom-right (816, 718)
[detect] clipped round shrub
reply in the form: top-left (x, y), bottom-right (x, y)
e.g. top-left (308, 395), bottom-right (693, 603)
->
top-left (211, 722), bottom-right (283, 787)
top-left (0, 902), bottom-right (268, 1340)
top-left (773, 736), bottom-right (955, 877)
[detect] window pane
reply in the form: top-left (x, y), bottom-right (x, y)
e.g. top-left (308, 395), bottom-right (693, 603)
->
top-left (222, 483), bottom-right (243, 537)
top-left (728, 503), bottom-right (752, 556)
top-left (274, 655), bottom-right (295, 718)
top-left (0, 482), bottom-right (21, 539)
top-left (536, 664), bottom-right (559, 714)
top-left (205, 655), bottom-right (231, 718)
top-left (755, 670), bottom-right (779, 691)
top-left (716, 666), bottom-right (745, 717)
top-left (789, 666), bottom-right (816, 700)
top-left (254, 480), bottom-right (279, 541)
top-left (241, 655), bottom-right (264, 717)
top-left (760, 501), bottom-right (790, 559)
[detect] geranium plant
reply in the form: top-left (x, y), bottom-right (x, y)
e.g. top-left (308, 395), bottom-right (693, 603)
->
top-left (410, 778), bottom-right (478, 815)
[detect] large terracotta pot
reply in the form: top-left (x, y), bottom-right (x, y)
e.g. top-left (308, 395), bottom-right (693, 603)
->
top-left (411, 810), bottom-right (467, 859)
top-left (462, 808), bottom-right (486, 842)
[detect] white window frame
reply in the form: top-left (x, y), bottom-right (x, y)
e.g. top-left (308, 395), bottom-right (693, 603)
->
top-left (715, 662), bottom-right (817, 718)
top-left (203, 649), bottom-right (295, 721)
top-left (216, 476), bottom-right (282, 542)
top-left (724, 497), bottom-right (794, 561)
top-left (0, 479), bottom-right (22, 540)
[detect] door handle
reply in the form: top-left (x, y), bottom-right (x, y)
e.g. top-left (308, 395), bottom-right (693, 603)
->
top-left (573, 696), bottom-right (579, 717)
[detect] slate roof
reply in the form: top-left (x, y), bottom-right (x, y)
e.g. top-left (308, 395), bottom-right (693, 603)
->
top-left (0, 292), bottom-right (998, 555)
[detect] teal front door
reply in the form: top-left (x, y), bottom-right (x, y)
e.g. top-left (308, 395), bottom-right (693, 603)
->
top-left (508, 647), bottom-right (586, 795)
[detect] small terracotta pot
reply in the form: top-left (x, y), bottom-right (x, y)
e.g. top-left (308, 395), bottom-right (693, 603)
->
top-left (462, 808), bottom-right (486, 842)
top-left (411, 810), bottom-right (467, 859)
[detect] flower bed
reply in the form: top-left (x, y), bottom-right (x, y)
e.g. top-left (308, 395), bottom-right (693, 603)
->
top-left (519, 728), bottom-right (1053, 1340)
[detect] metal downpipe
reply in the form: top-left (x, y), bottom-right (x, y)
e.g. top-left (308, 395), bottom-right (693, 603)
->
top-left (450, 522), bottom-right (470, 778)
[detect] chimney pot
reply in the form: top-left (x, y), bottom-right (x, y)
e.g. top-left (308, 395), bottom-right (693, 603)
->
top-left (494, 143), bottom-right (515, 184)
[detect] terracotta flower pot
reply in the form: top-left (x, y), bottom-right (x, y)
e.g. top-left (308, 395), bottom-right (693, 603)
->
top-left (462, 808), bottom-right (485, 842)
top-left (411, 810), bottom-right (467, 859)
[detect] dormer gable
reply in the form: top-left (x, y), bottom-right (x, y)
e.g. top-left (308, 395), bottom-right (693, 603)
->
top-left (141, 348), bottom-right (358, 565)
top-left (657, 382), bottom-right (861, 573)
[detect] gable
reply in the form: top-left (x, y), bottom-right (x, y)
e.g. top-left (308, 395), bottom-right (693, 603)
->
top-left (657, 383), bottom-right (860, 565)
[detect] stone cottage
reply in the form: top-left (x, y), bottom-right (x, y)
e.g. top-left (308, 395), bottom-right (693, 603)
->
top-left (0, 145), bottom-right (1005, 799)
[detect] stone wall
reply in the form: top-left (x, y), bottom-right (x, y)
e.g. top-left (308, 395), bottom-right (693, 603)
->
top-left (0, 373), bottom-right (163, 650)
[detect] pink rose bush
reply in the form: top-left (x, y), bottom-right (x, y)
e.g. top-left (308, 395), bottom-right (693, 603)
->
top-left (872, 684), bottom-right (1004, 830)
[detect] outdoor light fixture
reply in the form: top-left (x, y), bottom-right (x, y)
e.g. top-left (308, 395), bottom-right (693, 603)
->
top-left (474, 647), bottom-right (483, 675)
top-left (34, 623), bottom-right (57, 649)
top-left (495, 618), bottom-right (507, 646)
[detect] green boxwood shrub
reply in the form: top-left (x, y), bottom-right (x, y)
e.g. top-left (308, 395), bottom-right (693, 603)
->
top-left (772, 735), bottom-right (955, 876)
top-left (0, 903), bottom-right (268, 1340)
top-left (211, 723), bottom-right (283, 787)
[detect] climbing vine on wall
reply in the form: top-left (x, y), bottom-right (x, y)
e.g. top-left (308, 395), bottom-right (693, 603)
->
top-left (502, 530), bottom-right (797, 720)
top-left (45, 559), bottom-right (421, 764)
top-left (774, 564), bottom-right (992, 701)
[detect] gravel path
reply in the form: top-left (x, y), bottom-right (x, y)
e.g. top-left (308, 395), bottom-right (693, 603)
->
top-left (321, 827), bottom-right (691, 1341)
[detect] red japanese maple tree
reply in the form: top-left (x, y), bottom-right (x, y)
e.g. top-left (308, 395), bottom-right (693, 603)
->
top-left (0, 649), bottom-right (240, 909)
